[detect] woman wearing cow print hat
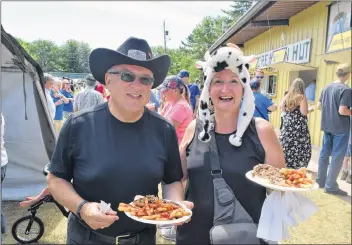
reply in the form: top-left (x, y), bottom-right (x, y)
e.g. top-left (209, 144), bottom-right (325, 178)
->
top-left (176, 44), bottom-right (285, 244)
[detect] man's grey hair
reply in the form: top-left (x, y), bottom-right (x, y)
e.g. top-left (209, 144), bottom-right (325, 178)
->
top-left (44, 73), bottom-right (54, 83)
top-left (107, 67), bottom-right (116, 73)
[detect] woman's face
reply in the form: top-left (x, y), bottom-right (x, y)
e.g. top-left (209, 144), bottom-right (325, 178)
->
top-left (163, 88), bottom-right (179, 102)
top-left (209, 69), bottom-right (243, 113)
top-left (63, 80), bottom-right (71, 90)
top-left (53, 83), bottom-right (60, 92)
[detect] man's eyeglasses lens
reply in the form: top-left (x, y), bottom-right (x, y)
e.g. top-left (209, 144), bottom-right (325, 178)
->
top-left (109, 71), bottom-right (154, 86)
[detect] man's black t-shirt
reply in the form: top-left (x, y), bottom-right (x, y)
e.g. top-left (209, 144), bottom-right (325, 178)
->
top-left (48, 102), bottom-right (183, 237)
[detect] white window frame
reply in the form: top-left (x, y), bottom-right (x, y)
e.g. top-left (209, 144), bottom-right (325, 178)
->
top-left (261, 75), bottom-right (277, 97)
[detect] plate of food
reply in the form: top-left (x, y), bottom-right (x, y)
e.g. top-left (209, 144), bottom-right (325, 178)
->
top-left (118, 195), bottom-right (192, 225)
top-left (246, 164), bottom-right (319, 192)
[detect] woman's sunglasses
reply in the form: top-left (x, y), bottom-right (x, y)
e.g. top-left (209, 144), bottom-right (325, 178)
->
top-left (256, 76), bottom-right (264, 79)
top-left (108, 70), bottom-right (154, 86)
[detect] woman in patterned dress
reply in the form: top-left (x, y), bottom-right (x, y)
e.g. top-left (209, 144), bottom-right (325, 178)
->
top-left (279, 78), bottom-right (313, 169)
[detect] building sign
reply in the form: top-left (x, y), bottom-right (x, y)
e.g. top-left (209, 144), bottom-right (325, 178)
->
top-left (286, 39), bottom-right (311, 64)
top-left (255, 38), bottom-right (312, 69)
top-left (256, 50), bottom-right (273, 68)
top-left (272, 48), bottom-right (286, 63)
top-left (248, 58), bottom-right (258, 71)
top-left (326, 1), bottom-right (351, 53)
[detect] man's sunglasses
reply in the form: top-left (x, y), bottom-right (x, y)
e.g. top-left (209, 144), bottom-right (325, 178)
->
top-left (256, 76), bottom-right (264, 79)
top-left (108, 71), bottom-right (154, 86)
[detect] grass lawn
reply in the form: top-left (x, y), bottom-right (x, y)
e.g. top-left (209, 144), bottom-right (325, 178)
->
top-left (3, 189), bottom-right (351, 244)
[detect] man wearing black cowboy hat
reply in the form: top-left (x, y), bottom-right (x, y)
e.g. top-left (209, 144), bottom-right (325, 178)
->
top-left (47, 37), bottom-right (193, 244)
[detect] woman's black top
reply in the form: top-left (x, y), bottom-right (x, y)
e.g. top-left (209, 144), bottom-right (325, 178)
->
top-left (176, 119), bottom-right (266, 244)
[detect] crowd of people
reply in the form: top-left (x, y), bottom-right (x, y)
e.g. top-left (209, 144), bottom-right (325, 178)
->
top-left (43, 74), bottom-right (107, 135)
top-left (1, 36), bottom-right (351, 244)
top-left (250, 65), bottom-right (351, 193)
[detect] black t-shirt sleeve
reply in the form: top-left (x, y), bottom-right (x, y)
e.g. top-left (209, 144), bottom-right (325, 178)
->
top-left (340, 88), bottom-right (352, 107)
top-left (48, 116), bottom-right (74, 182)
top-left (163, 124), bottom-right (183, 184)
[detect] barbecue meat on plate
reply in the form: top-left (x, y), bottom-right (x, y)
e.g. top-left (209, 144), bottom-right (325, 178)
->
top-left (252, 164), bottom-right (285, 185)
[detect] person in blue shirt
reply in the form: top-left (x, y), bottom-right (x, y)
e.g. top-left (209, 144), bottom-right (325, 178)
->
top-left (51, 80), bottom-right (69, 134)
top-left (250, 80), bottom-right (277, 121)
top-left (146, 89), bottom-right (161, 112)
top-left (60, 78), bottom-right (74, 119)
top-left (178, 70), bottom-right (200, 118)
top-left (305, 79), bottom-right (316, 102)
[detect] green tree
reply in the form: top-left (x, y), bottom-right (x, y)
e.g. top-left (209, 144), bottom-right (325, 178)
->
top-left (181, 16), bottom-right (227, 60)
top-left (58, 40), bottom-right (80, 72)
top-left (152, 46), bottom-right (202, 84)
top-left (58, 40), bottom-right (92, 73)
top-left (21, 39), bottom-right (60, 71)
top-left (222, 1), bottom-right (253, 25)
top-left (77, 42), bottom-right (91, 73)
top-left (16, 38), bottom-right (38, 60)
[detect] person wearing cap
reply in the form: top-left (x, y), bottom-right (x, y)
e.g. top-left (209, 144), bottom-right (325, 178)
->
top-left (73, 75), bottom-right (104, 112)
top-left (157, 76), bottom-right (193, 241)
top-left (46, 37), bottom-right (192, 244)
top-left (178, 70), bottom-right (201, 117)
top-left (250, 80), bottom-right (277, 121)
top-left (159, 76), bottom-right (193, 146)
top-left (177, 44), bottom-right (285, 244)
top-left (317, 63), bottom-right (352, 196)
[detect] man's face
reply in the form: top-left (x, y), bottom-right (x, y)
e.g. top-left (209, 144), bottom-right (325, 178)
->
top-left (45, 79), bottom-right (54, 89)
top-left (105, 64), bottom-right (154, 113)
top-left (181, 76), bottom-right (190, 84)
top-left (255, 71), bottom-right (264, 82)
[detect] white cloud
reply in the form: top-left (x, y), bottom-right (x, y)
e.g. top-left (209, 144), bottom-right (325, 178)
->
top-left (2, 1), bottom-right (231, 49)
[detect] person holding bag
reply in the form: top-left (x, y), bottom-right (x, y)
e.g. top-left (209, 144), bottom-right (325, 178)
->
top-left (176, 44), bottom-right (285, 244)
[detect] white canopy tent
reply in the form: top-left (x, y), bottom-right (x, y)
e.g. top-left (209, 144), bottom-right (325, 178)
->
top-left (1, 25), bottom-right (57, 200)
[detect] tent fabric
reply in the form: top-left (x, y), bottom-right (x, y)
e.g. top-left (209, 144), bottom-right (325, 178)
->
top-left (1, 25), bottom-right (56, 200)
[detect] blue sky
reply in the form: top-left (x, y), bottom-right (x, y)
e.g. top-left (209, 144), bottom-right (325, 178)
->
top-left (2, 1), bottom-right (233, 49)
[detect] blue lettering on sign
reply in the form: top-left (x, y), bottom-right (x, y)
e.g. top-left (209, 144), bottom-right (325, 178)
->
top-left (255, 38), bottom-right (312, 68)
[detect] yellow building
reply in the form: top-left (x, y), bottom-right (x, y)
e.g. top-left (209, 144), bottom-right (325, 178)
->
top-left (210, 1), bottom-right (351, 147)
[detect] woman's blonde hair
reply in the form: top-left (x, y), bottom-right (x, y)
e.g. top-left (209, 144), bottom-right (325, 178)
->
top-left (285, 78), bottom-right (305, 111)
top-left (53, 79), bottom-right (62, 90)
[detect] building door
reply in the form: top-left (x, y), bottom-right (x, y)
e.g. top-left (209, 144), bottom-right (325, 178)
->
top-left (298, 70), bottom-right (317, 88)
top-left (289, 69), bottom-right (318, 103)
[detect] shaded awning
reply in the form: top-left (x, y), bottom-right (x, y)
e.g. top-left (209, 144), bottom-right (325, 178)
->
top-left (320, 49), bottom-right (351, 64)
top-left (261, 67), bottom-right (279, 75)
top-left (268, 62), bottom-right (317, 71)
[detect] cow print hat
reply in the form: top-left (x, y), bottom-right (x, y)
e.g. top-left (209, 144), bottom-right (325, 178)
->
top-left (196, 43), bottom-right (256, 147)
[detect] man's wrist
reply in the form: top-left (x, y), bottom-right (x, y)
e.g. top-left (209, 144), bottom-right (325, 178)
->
top-left (76, 200), bottom-right (88, 219)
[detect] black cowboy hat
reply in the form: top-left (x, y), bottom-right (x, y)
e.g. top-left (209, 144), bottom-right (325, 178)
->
top-left (89, 37), bottom-right (170, 88)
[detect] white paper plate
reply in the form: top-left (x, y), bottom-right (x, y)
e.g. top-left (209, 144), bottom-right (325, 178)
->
top-left (123, 197), bottom-right (192, 225)
top-left (246, 170), bottom-right (319, 192)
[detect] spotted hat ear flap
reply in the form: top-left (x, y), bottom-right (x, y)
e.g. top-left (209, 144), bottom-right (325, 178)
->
top-left (198, 69), bottom-right (214, 143)
top-left (229, 66), bottom-right (255, 147)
